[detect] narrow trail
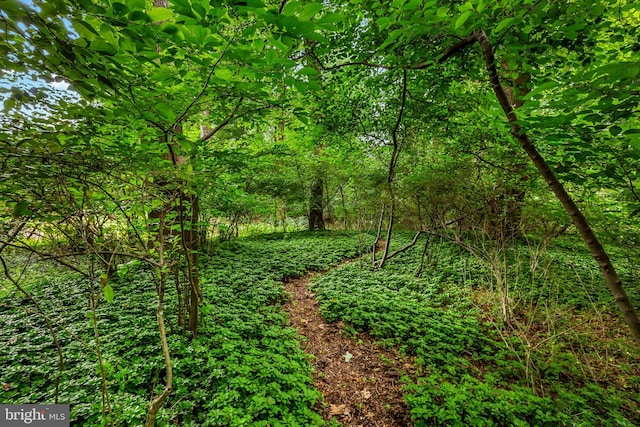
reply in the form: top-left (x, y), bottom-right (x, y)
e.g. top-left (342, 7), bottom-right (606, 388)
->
top-left (283, 264), bottom-right (415, 426)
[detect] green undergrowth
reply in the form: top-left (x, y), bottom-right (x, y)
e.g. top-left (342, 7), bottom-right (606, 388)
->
top-left (310, 232), bottom-right (640, 426)
top-left (0, 231), bottom-right (371, 426)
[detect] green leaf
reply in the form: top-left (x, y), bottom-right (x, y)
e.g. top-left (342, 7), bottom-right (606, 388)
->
top-left (495, 17), bottom-right (515, 33)
top-left (269, 36), bottom-right (289, 53)
top-left (299, 3), bottom-right (323, 20)
top-left (524, 80), bottom-right (559, 100)
top-left (315, 13), bottom-right (343, 23)
top-left (455, 11), bottom-right (471, 29)
top-left (297, 67), bottom-right (319, 76)
top-left (304, 31), bottom-right (328, 43)
top-left (148, 7), bottom-right (174, 22)
top-left (126, 0), bottom-right (146, 11)
top-left (90, 39), bottom-right (117, 55)
top-left (128, 10), bottom-right (150, 22)
top-left (589, 4), bottom-right (605, 16)
top-left (376, 16), bottom-right (392, 30)
top-left (294, 80), bottom-right (308, 93)
top-left (175, 134), bottom-right (193, 151)
top-left (402, 0), bottom-right (421, 11)
top-left (379, 28), bottom-right (404, 50)
top-left (295, 113), bottom-right (309, 124)
top-left (111, 2), bottom-right (129, 16)
top-left (253, 38), bottom-right (264, 50)
top-left (609, 126), bottom-right (622, 137)
top-left (104, 282), bottom-right (114, 303)
top-left (215, 67), bottom-right (235, 80)
top-left (282, 0), bottom-right (300, 16)
top-left (74, 19), bottom-right (99, 40)
top-left (3, 97), bottom-right (16, 113)
top-left (150, 67), bottom-right (174, 82)
top-left (12, 201), bottom-right (32, 217)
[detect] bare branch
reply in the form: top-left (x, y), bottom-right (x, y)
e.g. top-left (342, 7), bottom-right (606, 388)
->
top-left (0, 220), bottom-right (27, 255)
top-left (437, 33), bottom-right (477, 63)
top-left (0, 240), bottom-right (90, 277)
top-left (200, 97), bottom-right (245, 142)
top-left (173, 38), bottom-right (235, 129)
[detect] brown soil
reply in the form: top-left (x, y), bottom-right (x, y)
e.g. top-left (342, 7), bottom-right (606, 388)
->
top-left (283, 270), bottom-right (415, 427)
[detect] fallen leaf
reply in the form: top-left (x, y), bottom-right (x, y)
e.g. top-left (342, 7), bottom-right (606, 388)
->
top-left (329, 404), bottom-right (347, 416)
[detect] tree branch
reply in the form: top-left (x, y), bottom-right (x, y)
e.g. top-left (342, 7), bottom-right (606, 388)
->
top-left (384, 230), bottom-right (424, 261)
top-left (0, 220), bottom-right (27, 255)
top-left (437, 33), bottom-right (477, 63)
top-left (172, 38), bottom-right (234, 129)
top-left (199, 97), bottom-right (245, 142)
top-left (389, 68), bottom-right (408, 183)
top-left (0, 239), bottom-right (90, 277)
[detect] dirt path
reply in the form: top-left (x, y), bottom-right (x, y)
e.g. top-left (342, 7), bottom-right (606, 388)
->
top-left (283, 270), bottom-right (415, 426)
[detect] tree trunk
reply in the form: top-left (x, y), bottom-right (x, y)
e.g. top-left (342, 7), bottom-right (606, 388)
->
top-left (378, 69), bottom-right (407, 269)
top-left (415, 232), bottom-right (432, 277)
top-left (188, 195), bottom-right (200, 336)
top-left (180, 193), bottom-right (200, 338)
top-left (145, 216), bottom-right (172, 427)
top-left (372, 204), bottom-right (385, 267)
top-left (378, 187), bottom-right (395, 268)
top-left (467, 29), bottom-right (640, 344)
top-left (339, 184), bottom-right (348, 228)
top-left (308, 176), bottom-right (325, 230)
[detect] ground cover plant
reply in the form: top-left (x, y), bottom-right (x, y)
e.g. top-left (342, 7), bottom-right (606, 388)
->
top-left (0, 231), bottom-right (370, 426)
top-left (310, 233), bottom-right (640, 426)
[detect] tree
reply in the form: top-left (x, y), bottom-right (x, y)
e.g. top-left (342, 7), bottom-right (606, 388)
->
top-left (306, 0), bottom-right (640, 343)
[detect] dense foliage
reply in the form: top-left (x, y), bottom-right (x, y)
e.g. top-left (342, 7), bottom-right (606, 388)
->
top-left (0, 232), bottom-right (369, 425)
top-left (312, 233), bottom-right (640, 426)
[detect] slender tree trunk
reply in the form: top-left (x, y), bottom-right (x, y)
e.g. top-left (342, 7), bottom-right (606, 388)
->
top-left (146, 218), bottom-right (173, 427)
top-left (453, 29), bottom-right (640, 344)
top-left (182, 193), bottom-right (200, 338)
top-left (372, 204), bottom-right (385, 266)
top-left (339, 185), bottom-right (348, 228)
top-left (415, 232), bottom-right (432, 277)
top-left (378, 187), bottom-right (395, 268)
top-left (378, 69), bottom-right (407, 269)
top-left (308, 176), bottom-right (325, 230)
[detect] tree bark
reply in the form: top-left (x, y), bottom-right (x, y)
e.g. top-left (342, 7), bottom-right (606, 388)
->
top-left (308, 176), bottom-right (325, 230)
top-left (145, 216), bottom-right (173, 427)
top-left (378, 188), bottom-right (395, 268)
top-left (378, 69), bottom-right (407, 268)
top-left (187, 194), bottom-right (200, 337)
top-left (463, 29), bottom-right (640, 344)
top-left (372, 204), bottom-right (385, 267)
top-left (385, 230), bottom-right (424, 262)
top-left (415, 232), bottom-right (432, 277)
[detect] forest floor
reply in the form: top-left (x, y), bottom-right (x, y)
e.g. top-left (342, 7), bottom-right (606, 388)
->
top-left (283, 264), bottom-right (416, 427)
top-left (2, 232), bottom-right (638, 425)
